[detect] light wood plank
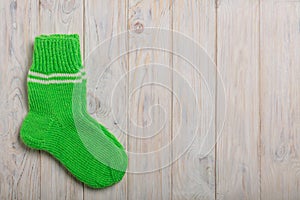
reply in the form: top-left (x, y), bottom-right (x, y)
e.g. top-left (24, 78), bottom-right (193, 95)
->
top-left (38, 0), bottom-right (84, 199)
top-left (83, 0), bottom-right (128, 199)
top-left (0, 0), bottom-right (40, 199)
top-left (172, 0), bottom-right (216, 199)
top-left (127, 0), bottom-right (172, 199)
top-left (216, 0), bottom-right (260, 199)
top-left (261, 1), bottom-right (300, 199)
top-left (1, 1), bottom-right (300, 198)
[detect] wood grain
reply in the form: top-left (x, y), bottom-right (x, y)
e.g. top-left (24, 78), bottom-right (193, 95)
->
top-left (1, 0), bottom-right (300, 199)
top-left (216, 0), bottom-right (260, 199)
top-left (127, 0), bottom-right (172, 199)
top-left (260, 1), bottom-right (300, 199)
top-left (83, 0), bottom-right (128, 199)
top-left (172, 0), bottom-right (216, 199)
top-left (38, 0), bottom-right (84, 199)
top-left (0, 0), bottom-right (40, 199)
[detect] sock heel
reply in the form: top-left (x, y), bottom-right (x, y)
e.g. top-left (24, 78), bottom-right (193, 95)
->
top-left (20, 112), bottom-right (54, 149)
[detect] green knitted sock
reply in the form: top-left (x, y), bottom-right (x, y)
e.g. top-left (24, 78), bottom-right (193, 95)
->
top-left (20, 34), bottom-right (128, 188)
top-left (41, 34), bottom-right (125, 150)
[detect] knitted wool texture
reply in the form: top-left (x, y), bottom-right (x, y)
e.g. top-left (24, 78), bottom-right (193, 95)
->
top-left (20, 34), bottom-right (128, 188)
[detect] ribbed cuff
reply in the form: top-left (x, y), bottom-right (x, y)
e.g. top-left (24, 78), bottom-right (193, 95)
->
top-left (31, 34), bottom-right (82, 74)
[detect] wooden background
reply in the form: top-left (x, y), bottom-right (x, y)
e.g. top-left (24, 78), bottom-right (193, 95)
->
top-left (0, 0), bottom-right (300, 199)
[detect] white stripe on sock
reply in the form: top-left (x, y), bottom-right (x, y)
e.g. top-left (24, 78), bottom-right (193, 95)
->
top-left (28, 71), bottom-right (82, 78)
top-left (27, 77), bottom-right (83, 84)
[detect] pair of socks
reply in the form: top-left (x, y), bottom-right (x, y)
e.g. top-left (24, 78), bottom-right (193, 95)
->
top-left (20, 34), bottom-right (127, 188)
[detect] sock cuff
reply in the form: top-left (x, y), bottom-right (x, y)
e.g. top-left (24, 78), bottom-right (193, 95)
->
top-left (30, 34), bottom-right (83, 74)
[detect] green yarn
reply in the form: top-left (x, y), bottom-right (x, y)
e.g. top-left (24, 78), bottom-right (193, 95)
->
top-left (20, 34), bottom-right (128, 188)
